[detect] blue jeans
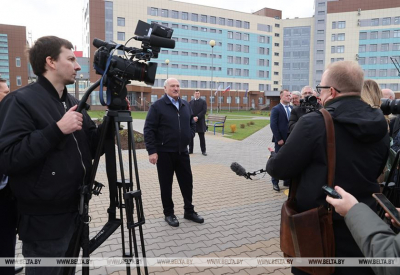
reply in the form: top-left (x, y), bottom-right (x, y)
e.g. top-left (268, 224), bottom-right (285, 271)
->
top-left (22, 214), bottom-right (77, 275)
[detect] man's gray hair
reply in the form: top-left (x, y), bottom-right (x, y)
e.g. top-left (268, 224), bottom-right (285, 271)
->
top-left (291, 91), bottom-right (301, 97)
top-left (300, 86), bottom-right (312, 95)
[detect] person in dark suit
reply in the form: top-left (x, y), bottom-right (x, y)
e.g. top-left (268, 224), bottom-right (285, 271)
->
top-left (189, 90), bottom-right (208, 156)
top-left (270, 90), bottom-right (292, 191)
top-left (144, 78), bottom-right (204, 227)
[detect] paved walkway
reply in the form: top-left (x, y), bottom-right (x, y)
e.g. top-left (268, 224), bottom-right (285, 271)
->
top-left (16, 120), bottom-right (291, 275)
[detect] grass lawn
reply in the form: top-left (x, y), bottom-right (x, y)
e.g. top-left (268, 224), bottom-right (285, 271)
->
top-left (210, 118), bottom-right (269, 140)
top-left (88, 110), bottom-right (270, 141)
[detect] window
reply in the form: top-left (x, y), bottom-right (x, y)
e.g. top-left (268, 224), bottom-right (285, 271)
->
top-left (201, 81), bottom-right (207, 88)
top-left (227, 19), bottom-right (233, 26)
top-left (161, 9), bottom-right (168, 17)
top-left (369, 57), bottom-right (377, 65)
top-left (359, 45), bottom-right (366, 52)
top-left (318, 2), bottom-right (325, 6)
top-left (318, 20), bottom-right (324, 24)
top-left (380, 56), bottom-right (388, 64)
top-left (201, 27), bottom-right (207, 32)
top-left (210, 96), bottom-right (215, 103)
top-left (368, 70), bottom-right (376, 77)
top-left (200, 53), bottom-right (207, 57)
top-left (191, 26), bottom-right (198, 31)
top-left (227, 56), bottom-right (233, 63)
top-left (235, 69), bottom-right (241, 76)
top-left (228, 43), bottom-right (233, 51)
top-left (235, 32), bottom-right (241, 40)
top-left (228, 31), bottom-right (233, 39)
top-left (150, 7), bottom-right (158, 16)
top-left (219, 17), bottom-right (225, 25)
top-left (15, 57), bottom-right (21, 67)
top-left (381, 44), bottom-right (389, 51)
top-left (275, 43), bottom-right (279, 47)
top-left (318, 11), bottom-right (325, 15)
top-left (227, 68), bottom-right (233, 75)
top-left (382, 31), bottom-right (390, 39)
top-left (370, 31), bottom-right (378, 39)
top-left (192, 13), bottom-right (198, 21)
top-left (259, 47), bottom-right (265, 54)
top-left (317, 30), bottom-right (324, 34)
top-left (182, 12), bottom-right (188, 20)
top-left (172, 24), bottom-right (179, 29)
top-left (395, 30), bottom-right (400, 38)
top-left (259, 59), bottom-right (265, 66)
top-left (358, 57), bottom-right (365, 65)
top-left (337, 46), bottom-right (344, 53)
top-left (182, 25), bottom-right (188, 30)
top-left (172, 10), bottom-right (178, 19)
top-left (172, 51), bottom-right (178, 55)
top-left (236, 44), bottom-right (241, 52)
top-left (201, 15), bottom-right (207, 23)
top-left (182, 65), bottom-right (188, 69)
top-left (331, 34), bottom-right (335, 41)
top-left (317, 40), bottom-right (324, 44)
top-left (244, 57), bottom-right (249, 65)
top-left (359, 32), bottom-right (367, 40)
top-left (244, 45), bottom-right (249, 53)
top-left (117, 17), bottom-right (125, 26)
top-left (210, 16), bottom-right (216, 24)
top-left (258, 71), bottom-right (265, 78)
top-left (337, 33), bottom-right (345, 41)
top-left (394, 44), bottom-right (400, 51)
top-left (117, 32), bottom-right (125, 40)
top-left (275, 33), bottom-right (280, 37)
top-left (382, 17), bottom-right (391, 25)
top-left (259, 84), bottom-right (265, 91)
top-left (200, 40), bottom-right (207, 45)
top-left (243, 69), bottom-right (249, 76)
top-left (370, 44), bottom-right (377, 52)
top-left (210, 29), bottom-right (216, 33)
top-left (395, 17), bottom-right (400, 25)
top-left (338, 21), bottom-right (346, 29)
top-left (274, 62), bottom-right (279, 66)
top-left (259, 36), bottom-right (265, 43)
top-left (274, 52), bottom-right (279, 56)
top-left (151, 95), bottom-right (158, 102)
top-left (244, 21), bottom-right (250, 29)
top-left (371, 18), bottom-right (379, 26)
top-left (182, 38), bottom-right (188, 43)
top-left (171, 64), bottom-right (178, 68)
top-left (182, 51), bottom-right (188, 56)
top-left (332, 22), bottom-right (336, 29)
top-left (331, 46), bottom-right (335, 53)
top-left (16, 76), bottom-right (22, 86)
top-left (191, 39), bottom-right (198, 44)
top-left (243, 33), bottom-right (249, 41)
top-left (235, 57), bottom-right (241, 64)
top-left (236, 20), bottom-right (242, 28)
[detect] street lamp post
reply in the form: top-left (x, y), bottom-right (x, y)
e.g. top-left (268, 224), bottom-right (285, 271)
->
top-left (209, 40), bottom-right (215, 114)
top-left (165, 59), bottom-right (170, 78)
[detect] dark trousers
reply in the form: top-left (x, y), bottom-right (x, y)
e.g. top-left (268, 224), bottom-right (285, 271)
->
top-left (156, 151), bottom-right (194, 216)
top-left (0, 189), bottom-right (17, 275)
top-left (22, 213), bottom-right (77, 275)
top-left (189, 132), bottom-right (206, 153)
top-left (271, 142), bottom-right (289, 186)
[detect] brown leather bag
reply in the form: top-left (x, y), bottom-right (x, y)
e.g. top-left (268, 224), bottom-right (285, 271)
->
top-left (280, 108), bottom-right (335, 275)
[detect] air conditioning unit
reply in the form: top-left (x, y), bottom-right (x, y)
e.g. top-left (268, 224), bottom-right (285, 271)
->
top-left (355, 54), bottom-right (359, 61)
top-left (358, 8), bottom-right (361, 15)
top-left (357, 19), bottom-right (361, 26)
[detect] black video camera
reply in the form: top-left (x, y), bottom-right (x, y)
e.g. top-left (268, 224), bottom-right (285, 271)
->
top-left (299, 95), bottom-right (318, 113)
top-left (380, 98), bottom-right (400, 115)
top-left (92, 20), bottom-right (175, 110)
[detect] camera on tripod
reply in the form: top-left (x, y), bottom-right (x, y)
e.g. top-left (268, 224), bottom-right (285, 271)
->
top-left (299, 95), bottom-right (318, 113)
top-left (92, 20), bottom-right (175, 110)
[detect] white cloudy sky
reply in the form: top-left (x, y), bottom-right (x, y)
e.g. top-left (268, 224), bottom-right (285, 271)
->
top-left (2, 0), bottom-right (315, 50)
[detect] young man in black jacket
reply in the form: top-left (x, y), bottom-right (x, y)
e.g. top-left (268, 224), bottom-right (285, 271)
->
top-left (0, 36), bottom-right (100, 275)
top-left (144, 78), bottom-right (204, 227)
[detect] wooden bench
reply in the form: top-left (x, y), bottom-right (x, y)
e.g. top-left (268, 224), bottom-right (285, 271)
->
top-left (206, 115), bottom-right (227, 135)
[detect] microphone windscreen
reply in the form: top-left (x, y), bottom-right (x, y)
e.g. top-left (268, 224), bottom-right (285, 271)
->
top-left (149, 35), bottom-right (175, 49)
top-left (230, 162), bottom-right (247, 177)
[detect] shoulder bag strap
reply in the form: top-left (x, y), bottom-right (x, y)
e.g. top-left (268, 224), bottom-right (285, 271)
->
top-left (288, 109), bottom-right (336, 201)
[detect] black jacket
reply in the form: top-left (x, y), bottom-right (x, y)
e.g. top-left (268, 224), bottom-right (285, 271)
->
top-left (189, 98), bottom-right (207, 133)
top-left (0, 76), bottom-right (99, 216)
top-left (144, 94), bottom-right (195, 155)
top-left (267, 96), bottom-right (389, 262)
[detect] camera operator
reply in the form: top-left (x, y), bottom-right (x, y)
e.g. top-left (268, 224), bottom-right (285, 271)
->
top-left (288, 86), bottom-right (322, 133)
top-left (0, 36), bottom-right (101, 275)
top-left (267, 61), bottom-right (390, 275)
top-left (327, 186), bottom-right (400, 275)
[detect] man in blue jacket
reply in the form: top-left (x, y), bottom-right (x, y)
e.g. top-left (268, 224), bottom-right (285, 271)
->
top-left (144, 78), bottom-right (204, 227)
top-left (269, 90), bottom-right (292, 191)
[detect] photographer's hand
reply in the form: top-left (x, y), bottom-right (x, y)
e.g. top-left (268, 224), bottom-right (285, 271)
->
top-left (326, 186), bottom-right (358, 216)
top-left (57, 105), bottom-right (83, 134)
top-left (149, 153), bottom-right (158, 165)
top-left (385, 209), bottom-right (400, 228)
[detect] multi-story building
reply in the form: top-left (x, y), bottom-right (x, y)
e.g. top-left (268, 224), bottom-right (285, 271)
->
top-left (0, 24), bottom-right (28, 92)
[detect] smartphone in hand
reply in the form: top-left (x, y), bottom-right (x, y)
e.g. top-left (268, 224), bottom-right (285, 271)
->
top-left (322, 185), bottom-right (342, 199)
top-left (373, 193), bottom-right (400, 225)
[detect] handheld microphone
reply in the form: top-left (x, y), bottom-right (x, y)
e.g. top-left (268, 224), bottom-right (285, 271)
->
top-left (134, 35), bottom-right (175, 49)
top-left (230, 162), bottom-right (248, 178)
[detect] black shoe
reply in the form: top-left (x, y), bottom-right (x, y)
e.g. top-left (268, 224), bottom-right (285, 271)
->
top-left (202, 152), bottom-right (207, 156)
top-left (165, 215), bottom-right (179, 227)
top-left (15, 267), bottom-right (23, 274)
top-left (184, 212), bottom-right (204, 223)
top-left (273, 183), bottom-right (280, 192)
